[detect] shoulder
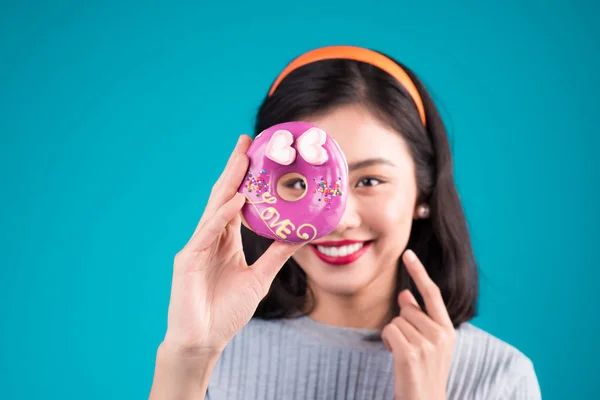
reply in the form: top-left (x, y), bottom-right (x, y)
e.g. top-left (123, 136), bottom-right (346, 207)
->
top-left (207, 318), bottom-right (287, 399)
top-left (452, 322), bottom-right (541, 399)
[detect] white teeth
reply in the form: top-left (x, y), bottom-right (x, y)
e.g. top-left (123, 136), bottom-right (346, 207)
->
top-left (316, 243), bottom-right (364, 257)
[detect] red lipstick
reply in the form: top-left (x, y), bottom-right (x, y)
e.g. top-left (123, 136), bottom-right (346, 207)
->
top-left (310, 240), bottom-right (372, 266)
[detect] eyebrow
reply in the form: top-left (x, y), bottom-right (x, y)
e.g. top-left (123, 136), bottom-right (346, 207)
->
top-left (348, 158), bottom-right (396, 172)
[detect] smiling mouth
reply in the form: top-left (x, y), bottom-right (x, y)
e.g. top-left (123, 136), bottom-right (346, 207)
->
top-left (310, 240), bottom-right (373, 265)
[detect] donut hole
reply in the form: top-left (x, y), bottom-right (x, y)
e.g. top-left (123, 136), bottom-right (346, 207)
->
top-left (276, 172), bottom-right (308, 202)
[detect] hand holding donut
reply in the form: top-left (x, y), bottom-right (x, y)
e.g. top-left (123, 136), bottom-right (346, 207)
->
top-left (162, 135), bottom-right (306, 356)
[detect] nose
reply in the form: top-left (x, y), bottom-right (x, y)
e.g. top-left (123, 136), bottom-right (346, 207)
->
top-left (332, 193), bottom-right (361, 234)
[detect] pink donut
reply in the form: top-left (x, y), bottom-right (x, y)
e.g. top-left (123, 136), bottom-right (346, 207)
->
top-left (237, 122), bottom-right (349, 243)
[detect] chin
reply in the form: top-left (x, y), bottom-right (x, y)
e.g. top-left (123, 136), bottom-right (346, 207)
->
top-left (316, 269), bottom-right (374, 293)
top-left (293, 247), bottom-right (378, 292)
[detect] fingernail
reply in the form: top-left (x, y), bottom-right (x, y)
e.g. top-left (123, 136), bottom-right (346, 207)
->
top-left (235, 135), bottom-right (244, 147)
top-left (404, 249), bottom-right (416, 262)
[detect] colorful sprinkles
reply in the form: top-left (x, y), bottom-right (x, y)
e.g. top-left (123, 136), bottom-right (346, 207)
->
top-left (245, 169), bottom-right (271, 197)
top-left (313, 176), bottom-right (343, 210)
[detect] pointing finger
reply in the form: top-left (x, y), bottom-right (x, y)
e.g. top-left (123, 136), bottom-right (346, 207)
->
top-left (402, 249), bottom-right (452, 328)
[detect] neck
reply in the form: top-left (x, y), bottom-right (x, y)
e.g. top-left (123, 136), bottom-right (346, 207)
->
top-left (303, 272), bottom-right (396, 331)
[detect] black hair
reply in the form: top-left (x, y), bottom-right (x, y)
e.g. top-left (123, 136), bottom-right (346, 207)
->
top-left (242, 49), bottom-right (478, 338)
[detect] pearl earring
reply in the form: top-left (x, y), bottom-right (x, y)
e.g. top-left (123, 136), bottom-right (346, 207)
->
top-left (417, 204), bottom-right (430, 219)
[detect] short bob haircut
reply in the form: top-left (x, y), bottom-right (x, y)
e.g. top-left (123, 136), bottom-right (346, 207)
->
top-left (242, 49), bottom-right (478, 337)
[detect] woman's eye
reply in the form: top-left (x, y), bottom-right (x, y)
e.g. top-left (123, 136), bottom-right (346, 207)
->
top-left (284, 179), bottom-right (306, 190)
top-left (356, 177), bottom-right (382, 187)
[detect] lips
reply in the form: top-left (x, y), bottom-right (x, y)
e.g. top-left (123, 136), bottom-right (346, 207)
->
top-left (310, 240), bottom-right (373, 265)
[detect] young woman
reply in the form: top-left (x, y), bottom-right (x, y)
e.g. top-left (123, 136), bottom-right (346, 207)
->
top-left (149, 46), bottom-right (542, 400)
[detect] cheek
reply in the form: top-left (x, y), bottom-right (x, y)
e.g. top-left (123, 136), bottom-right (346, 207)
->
top-left (361, 189), bottom-right (415, 236)
top-left (290, 246), bottom-right (315, 272)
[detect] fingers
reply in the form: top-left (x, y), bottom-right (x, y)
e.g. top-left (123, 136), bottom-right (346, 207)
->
top-left (250, 241), bottom-right (306, 287)
top-left (398, 289), bottom-right (442, 341)
top-left (390, 316), bottom-right (425, 347)
top-left (402, 249), bottom-right (453, 328)
top-left (382, 323), bottom-right (410, 354)
top-left (207, 135), bottom-right (252, 213)
top-left (186, 192), bottom-right (246, 252)
top-left (194, 135), bottom-right (252, 235)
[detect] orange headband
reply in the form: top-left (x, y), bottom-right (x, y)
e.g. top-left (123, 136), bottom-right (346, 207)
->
top-left (268, 45), bottom-right (427, 126)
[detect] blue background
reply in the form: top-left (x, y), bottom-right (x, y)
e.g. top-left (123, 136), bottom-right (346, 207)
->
top-left (1, 0), bottom-right (597, 398)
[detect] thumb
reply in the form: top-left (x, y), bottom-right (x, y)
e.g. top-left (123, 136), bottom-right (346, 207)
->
top-left (251, 241), bottom-right (305, 286)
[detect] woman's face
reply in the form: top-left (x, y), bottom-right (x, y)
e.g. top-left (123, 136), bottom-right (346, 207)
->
top-left (291, 104), bottom-right (420, 299)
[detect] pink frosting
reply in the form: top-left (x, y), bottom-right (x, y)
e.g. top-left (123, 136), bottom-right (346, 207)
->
top-left (237, 122), bottom-right (349, 243)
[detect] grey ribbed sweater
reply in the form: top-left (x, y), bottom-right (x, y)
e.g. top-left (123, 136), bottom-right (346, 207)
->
top-left (206, 315), bottom-right (541, 399)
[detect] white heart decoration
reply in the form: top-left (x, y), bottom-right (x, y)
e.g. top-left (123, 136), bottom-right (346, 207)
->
top-left (297, 127), bottom-right (328, 165)
top-left (265, 130), bottom-right (296, 165)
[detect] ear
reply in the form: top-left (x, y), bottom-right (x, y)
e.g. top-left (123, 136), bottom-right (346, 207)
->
top-left (412, 203), bottom-right (420, 220)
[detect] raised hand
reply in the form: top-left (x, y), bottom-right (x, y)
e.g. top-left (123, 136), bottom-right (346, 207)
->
top-left (382, 249), bottom-right (456, 400)
top-left (163, 135), bottom-right (304, 356)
